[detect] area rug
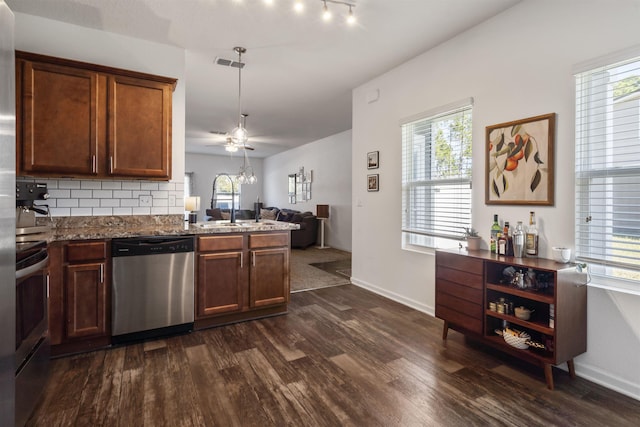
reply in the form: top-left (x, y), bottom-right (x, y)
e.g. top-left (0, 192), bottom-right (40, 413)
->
top-left (290, 247), bottom-right (351, 292)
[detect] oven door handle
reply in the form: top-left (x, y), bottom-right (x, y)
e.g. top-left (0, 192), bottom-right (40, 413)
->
top-left (16, 255), bottom-right (49, 280)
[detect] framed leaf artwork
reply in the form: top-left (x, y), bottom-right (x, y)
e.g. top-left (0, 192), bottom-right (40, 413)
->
top-left (485, 113), bottom-right (555, 205)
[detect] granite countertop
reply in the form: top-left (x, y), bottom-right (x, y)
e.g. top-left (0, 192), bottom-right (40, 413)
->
top-left (35, 215), bottom-right (299, 242)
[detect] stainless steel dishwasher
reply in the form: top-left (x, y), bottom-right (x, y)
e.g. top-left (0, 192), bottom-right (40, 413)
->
top-left (111, 236), bottom-right (195, 343)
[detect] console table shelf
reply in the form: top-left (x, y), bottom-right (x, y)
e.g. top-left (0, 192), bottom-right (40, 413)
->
top-left (435, 248), bottom-right (587, 390)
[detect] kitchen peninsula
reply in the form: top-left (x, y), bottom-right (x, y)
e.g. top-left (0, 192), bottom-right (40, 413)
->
top-left (43, 215), bottom-right (297, 356)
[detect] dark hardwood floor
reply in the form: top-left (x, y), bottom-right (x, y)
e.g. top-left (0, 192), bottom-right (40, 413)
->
top-left (29, 284), bottom-right (640, 426)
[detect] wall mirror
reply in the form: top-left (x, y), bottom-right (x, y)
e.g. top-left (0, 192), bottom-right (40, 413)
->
top-left (288, 174), bottom-right (296, 204)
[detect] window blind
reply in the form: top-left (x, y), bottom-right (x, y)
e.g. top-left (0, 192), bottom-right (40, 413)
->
top-left (401, 102), bottom-right (473, 248)
top-left (575, 54), bottom-right (640, 283)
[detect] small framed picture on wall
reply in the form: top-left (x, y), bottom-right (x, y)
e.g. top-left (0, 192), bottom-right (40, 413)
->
top-left (367, 151), bottom-right (379, 169)
top-left (367, 174), bottom-right (379, 192)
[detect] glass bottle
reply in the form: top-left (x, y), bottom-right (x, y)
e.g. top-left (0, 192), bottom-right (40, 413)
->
top-left (490, 214), bottom-right (501, 254)
top-left (497, 232), bottom-right (506, 255)
top-left (503, 221), bottom-right (512, 256)
top-left (513, 221), bottom-right (525, 257)
top-left (526, 211), bottom-right (539, 256)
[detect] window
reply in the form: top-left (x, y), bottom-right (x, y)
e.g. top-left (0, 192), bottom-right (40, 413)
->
top-left (401, 99), bottom-right (473, 249)
top-left (575, 52), bottom-right (640, 284)
top-left (212, 174), bottom-right (240, 210)
top-left (185, 172), bottom-right (193, 197)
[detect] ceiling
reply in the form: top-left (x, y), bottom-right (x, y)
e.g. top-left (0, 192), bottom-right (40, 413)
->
top-left (7, 0), bottom-right (520, 158)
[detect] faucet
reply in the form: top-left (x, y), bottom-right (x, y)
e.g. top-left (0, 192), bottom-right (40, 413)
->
top-left (211, 173), bottom-right (236, 223)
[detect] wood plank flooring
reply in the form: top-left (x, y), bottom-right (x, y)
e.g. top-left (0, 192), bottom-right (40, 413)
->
top-left (28, 284), bottom-right (640, 426)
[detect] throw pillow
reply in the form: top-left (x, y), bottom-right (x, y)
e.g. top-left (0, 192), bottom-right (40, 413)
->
top-left (277, 211), bottom-right (293, 222)
top-left (221, 211), bottom-right (230, 220)
top-left (291, 213), bottom-right (304, 223)
top-left (260, 208), bottom-right (277, 220)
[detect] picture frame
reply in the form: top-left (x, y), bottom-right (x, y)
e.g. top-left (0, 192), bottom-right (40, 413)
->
top-left (367, 151), bottom-right (379, 169)
top-left (485, 113), bottom-right (555, 205)
top-left (367, 174), bottom-right (379, 192)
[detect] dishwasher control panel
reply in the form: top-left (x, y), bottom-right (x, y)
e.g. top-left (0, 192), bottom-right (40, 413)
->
top-left (112, 236), bottom-right (195, 257)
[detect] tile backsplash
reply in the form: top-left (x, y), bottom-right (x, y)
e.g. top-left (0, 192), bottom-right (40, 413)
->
top-left (22, 178), bottom-right (185, 217)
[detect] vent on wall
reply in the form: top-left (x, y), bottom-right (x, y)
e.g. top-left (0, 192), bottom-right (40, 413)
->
top-left (214, 57), bottom-right (245, 69)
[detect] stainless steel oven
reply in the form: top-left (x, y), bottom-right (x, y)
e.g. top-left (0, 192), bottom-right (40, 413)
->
top-left (15, 240), bottom-right (49, 427)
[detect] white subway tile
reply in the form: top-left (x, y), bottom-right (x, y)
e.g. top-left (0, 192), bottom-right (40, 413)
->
top-left (71, 189), bottom-right (93, 198)
top-left (140, 182), bottom-right (159, 190)
top-left (153, 198), bottom-right (168, 207)
top-left (100, 199), bottom-right (120, 208)
top-left (79, 198), bottom-right (100, 208)
top-left (113, 208), bottom-right (133, 215)
top-left (42, 179), bottom-right (59, 189)
top-left (50, 207), bottom-right (70, 216)
top-left (132, 207), bottom-right (151, 215)
top-left (93, 208), bottom-right (113, 216)
top-left (158, 182), bottom-right (173, 191)
top-left (57, 199), bottom-right (79, 208)
top-left (120, 199), bottom-right (139, 207)
top-left (58, 180), bottom-right (81, 189)
top-left (169, 206), bottom-right (185, 215)
top-left (132, 190), bottom-right (150, 198)
top-left (113, 190), bottom-right (133, 199)
top-left (151, 206), bottom-right (169, 215)
top-left (49, 189), bottom-right (71, 199)
top-left (152, 190), bottom-right (168, 199)
top-left (122, 181), bottom-right (141, 190)
top-left (102, 181), bottom-right (122, 190)
top-left (80, 180), bottom-right (102, 190)
top-left (71, 208), bottom-right (93, 216)
top-left (93, 190), bottom-right (113, 198)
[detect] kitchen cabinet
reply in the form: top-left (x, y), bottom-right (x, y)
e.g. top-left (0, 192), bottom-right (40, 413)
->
top-left (15, 51), bottom-right (175, 180)
top-left (195, 231), bottom-right (290, 329)
top-left (197, 235), bottom-right (245, 317)
top-left (48, 240), bottom-right (111, 355)
top-left (436, 249), bottom-right (587, 390)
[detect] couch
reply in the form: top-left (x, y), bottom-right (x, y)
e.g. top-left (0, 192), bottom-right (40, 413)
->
top-left (205, 207), bottom-right (319, 249)
top-left (261, 207), bottom-right (318, 249)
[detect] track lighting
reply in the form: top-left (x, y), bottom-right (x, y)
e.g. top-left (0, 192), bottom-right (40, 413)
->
top-left (322, 1), bottom-right (331, 21)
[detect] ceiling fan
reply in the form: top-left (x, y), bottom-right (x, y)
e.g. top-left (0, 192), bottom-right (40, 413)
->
top-left (208, 131), bottom-right (255, 151)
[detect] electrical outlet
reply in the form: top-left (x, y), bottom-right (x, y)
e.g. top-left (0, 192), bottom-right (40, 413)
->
top-left (139, 194), bottom-right (152, 207)
top-left (169, 194), bottom-right (176, 206)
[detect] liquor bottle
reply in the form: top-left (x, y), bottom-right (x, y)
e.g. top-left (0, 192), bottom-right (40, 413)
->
top-left (504, 222), bottom-right (513, 256)
top-left (490, 214), bottom-right (501, 254)
top-left (526, 211), bottom-right (539, 256)
top-left (497, 232), bottom-right (506, 255)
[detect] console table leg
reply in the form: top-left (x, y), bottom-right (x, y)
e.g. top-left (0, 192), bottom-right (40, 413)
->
top-left (543, 363), bottom-right (554, 390)
top-left (442, 321), bottom-right (449, 340)
top-left (567, 359), bottom-right (576, 379)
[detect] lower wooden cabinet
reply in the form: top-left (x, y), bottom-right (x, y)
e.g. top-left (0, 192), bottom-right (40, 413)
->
top-left (48, 240), bottom-right (110, 355)
top-left (195, 231), bottom-right (290, 328)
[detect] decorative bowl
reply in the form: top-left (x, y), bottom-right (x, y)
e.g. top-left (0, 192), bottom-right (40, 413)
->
top-left (503, 329), bottom-right (530, 350)
top-left (514, 306), bottom-right (534, 320)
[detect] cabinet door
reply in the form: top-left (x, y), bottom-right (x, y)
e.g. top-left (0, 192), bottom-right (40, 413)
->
top-left (65, 262), bottom-right (107, 339)
top-left (108, 75), bottom-right (171, 179)
top-left (197, 252), bottom-right (244, 317)
top-left (249, 247), bottom-right (290, 308)
top-left (19, 60), bottom-right (103, 176)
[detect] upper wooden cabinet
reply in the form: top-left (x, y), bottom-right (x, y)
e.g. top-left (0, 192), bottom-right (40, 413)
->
top-left (15, 51), bottom-right (176, 180)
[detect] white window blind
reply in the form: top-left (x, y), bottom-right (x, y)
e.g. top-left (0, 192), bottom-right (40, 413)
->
top-left (575, 54), bottom-right (640, 283)
top-left (401, 101), bottom-right (473, 248)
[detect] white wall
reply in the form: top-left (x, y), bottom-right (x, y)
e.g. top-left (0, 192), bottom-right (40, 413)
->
top-left (264, 130), bottom-right (352, 251)
top-left (185, 153), bottom-right (264, 220)
top-left (352, 0), bottom-right (640, 400)
top-left (14, 13), bottom-right (186, 216)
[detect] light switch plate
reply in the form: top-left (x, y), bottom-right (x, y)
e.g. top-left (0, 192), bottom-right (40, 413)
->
top-left (139, 194), bottom-right (152, 207)
top-left (169, 194), bottom-right (176, 206)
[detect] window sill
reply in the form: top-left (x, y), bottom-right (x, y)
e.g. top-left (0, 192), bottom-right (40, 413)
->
top-left (588, 279), bottom-right (640, 297)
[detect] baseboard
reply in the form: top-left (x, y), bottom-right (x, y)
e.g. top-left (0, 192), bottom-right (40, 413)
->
top-left (350, 275), bottom-right (640, 402)
top-left (574, 361), bottom-right (640, 401)
top-left (350, 277), bottom-right (434, 316)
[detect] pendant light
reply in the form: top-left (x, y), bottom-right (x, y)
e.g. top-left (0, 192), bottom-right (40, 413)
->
top-left (236, 114), bottom-right (257, 185)
top-left (229, 46), bottom-right (248, 145)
